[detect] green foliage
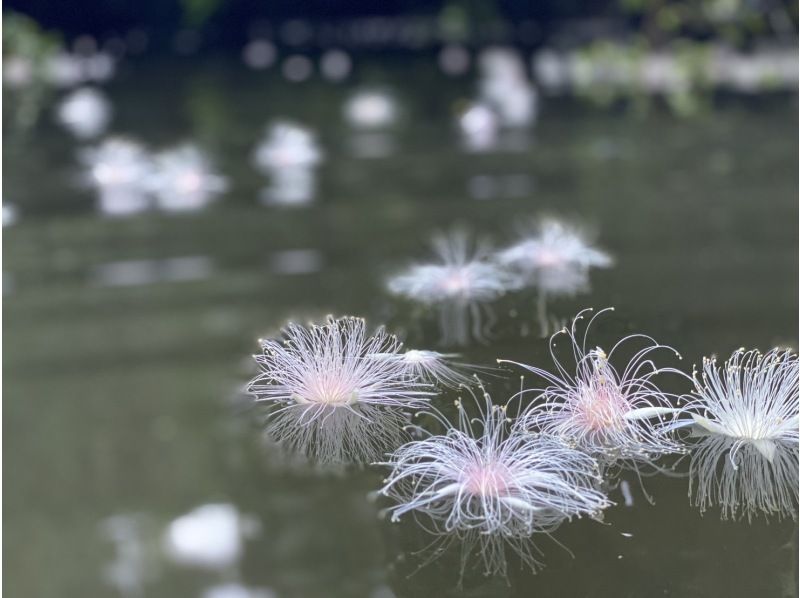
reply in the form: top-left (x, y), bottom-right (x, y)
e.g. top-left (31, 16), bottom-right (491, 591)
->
top-left (179, 0), bottom-right (225, 27)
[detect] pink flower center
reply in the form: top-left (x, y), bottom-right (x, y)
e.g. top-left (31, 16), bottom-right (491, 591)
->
top-left (463, 461), bottom-right (511, 496)
top-left (441, 269), bottom-right (470, 295)
top-left (575, 377), bottom-right (629, 432)
top-left (535, 249), bottom-right (565, 268)
top-left (299, 373), bottom-right (357, 405)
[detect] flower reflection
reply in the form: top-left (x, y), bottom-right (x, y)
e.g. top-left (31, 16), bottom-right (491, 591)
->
top-left (344, 90), bottom-right (398, 158)
top-left (102, 514), bottom-right (160, 598)
top-left (202, 583), bottom-right (276, 598)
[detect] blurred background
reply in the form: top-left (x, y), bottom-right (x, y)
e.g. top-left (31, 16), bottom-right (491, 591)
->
top-left (3, 2), bottom-right (798, 598)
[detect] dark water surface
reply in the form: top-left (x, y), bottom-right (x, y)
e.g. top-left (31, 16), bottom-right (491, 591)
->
top-left (4, 58), bottom-right (798, 597)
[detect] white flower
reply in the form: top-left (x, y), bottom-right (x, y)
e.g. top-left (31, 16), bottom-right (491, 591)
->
top-left (163, 504), bottom-right (259, 570)
top-left (253, 121), bottom-right (323, 172)
top-left (497, 219), bottom-right (612, 297)
top-left (344, 90), bottom-right (397, 129)
top-left (504, 308), bottom-right (685, 472)
top-left (677, 348), bottom-right (798, 521)
top-left (378, 387), bottom-right (609, 577)
top-left (387, 231), bottom-right (521, 346)
top-left (81, 138), bottom-right (153, 217)
top-left (150, 144), bottom-right (228, 212)
top-left (248, 316), bottom-right (433, 465)
top-left (57, 86), bottom-right (111, 139)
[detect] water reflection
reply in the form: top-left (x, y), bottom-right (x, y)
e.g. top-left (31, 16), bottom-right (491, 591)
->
top-left (345, 89), bottom-right (399, 158)
top-left (102, 514), bottom-right (160, 598)
top-left (268, 249), bottom-right (323, 275)
top-left (253, 122), bottom-right (323, 206)
top-left (92, 256), bottom-right (213, 287)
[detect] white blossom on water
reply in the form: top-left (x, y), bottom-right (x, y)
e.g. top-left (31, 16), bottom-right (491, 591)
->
top-left (248, 316), bottom-right (433, 465)
top-left (344, 90), bottom-right (398, 129)
top-left (478, 47), bottom-right (538, 128)
top-left (504, 308), bottom-right (686, 475)
top-left (253, 121), bottom-right (323, 171)
top-left (458, 103), bottom-right (499, 152)
top-left (81, 138), bottom-right (153, 217)
top-left (497, 219), bottom-right (613, 336)
top-left (149, 144), bottom-right (228, 212)
top-left (162, 503), bottom-right (260, 570)
top-left (675, 348), bottom-right (798, 521)
top-left (387, 231), bottom-right (521, 346)
top-left (56, 86), bottom-right (111, 139)
top-left (253, 122), bottom-right (323, 206)
top-left (497, 219), bottom-right (613, 297)
top-left (377, 386), bottom-right (609, 578)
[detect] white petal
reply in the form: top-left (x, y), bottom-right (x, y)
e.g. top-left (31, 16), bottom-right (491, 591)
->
top-left (751, 439), bottom-right (777, 463)
top-left (690, 413), bottom-right (728, 436)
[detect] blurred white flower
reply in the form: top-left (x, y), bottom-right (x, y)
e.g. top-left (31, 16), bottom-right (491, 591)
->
top-left (163, 503), bottom-right (260, 570)
top-left (150, 144), bottom-right (228, 212)
top-left (56, 86), bottom-right (111, 139)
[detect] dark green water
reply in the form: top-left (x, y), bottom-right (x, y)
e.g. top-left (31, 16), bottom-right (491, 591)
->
top-left (4, 58), bottom-right (798, 597)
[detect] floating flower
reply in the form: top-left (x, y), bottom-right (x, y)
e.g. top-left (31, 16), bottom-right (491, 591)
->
top-left (253, 122), bottom-right (323, 206)
top-left (676, 348), bottom-right (798, 521)
top-left (81, 137), bottom-right (153, 217)
top-left (344, 90), bottom-right (398, 129)
top-left (162, 503), bottom-right (260, 570)
top-left (387, 231), bottom-right (521, 346)
top-left (377, 387), bottom-right (609, 578)
top-left (253, 121), bottom-right (323, 172)
top-left (150, 144), bottom-right (228, 212)
top-left (497, 219), bottom-right (613, 336)
top-left (247, 316), bottom-right (433, 465)
top-left (504, 308), bottom-right (685, 474)
top-left (478, 47), bottom-right (538, 128)
top-left (56, 86), bottom-right (111, 139)
top-left (497, 219), bottom-right (613, 297)
top-left (458, 103), bottom-right (499, 152)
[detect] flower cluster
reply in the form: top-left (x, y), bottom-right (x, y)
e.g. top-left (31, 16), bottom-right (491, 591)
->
top-left (246, 305), bottom-right (798, 582)
top-left (386, 222), bottom-right (613, 345)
